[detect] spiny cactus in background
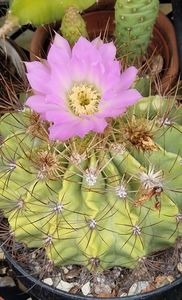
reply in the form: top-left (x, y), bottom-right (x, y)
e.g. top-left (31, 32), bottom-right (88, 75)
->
top-left (0, 96), bottom-right (182, 270)
top-left (0, 0), bottom-right (96, 37)
top-left (115, 0), bottom-right (159, 61)
top-left (60, 7), bottom-right (88, 46)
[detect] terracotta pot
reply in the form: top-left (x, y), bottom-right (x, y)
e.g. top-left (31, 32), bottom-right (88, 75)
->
top-left (85, 0), bottom-right (116, 12)
top-left (30, 10), bottom-right (179, 94)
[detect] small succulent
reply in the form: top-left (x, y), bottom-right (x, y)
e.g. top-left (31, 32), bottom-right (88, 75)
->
top-left (60, 6), bottom-right (89, 47)
top-left (115, 0), bottom-right (159, 60)
top-left (0, 35), bottom-right (182, 273)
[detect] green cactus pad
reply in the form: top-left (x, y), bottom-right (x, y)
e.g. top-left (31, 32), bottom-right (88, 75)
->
top-left (10, 0), bottom-right (96, 25)
top-left (0, 96), bottom-right (182, 271)
top-left (0, 0), bottom-right (96, 37)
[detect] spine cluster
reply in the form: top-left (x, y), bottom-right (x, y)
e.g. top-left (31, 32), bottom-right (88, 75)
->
top-left (0, 96), bottom-right (182, 271)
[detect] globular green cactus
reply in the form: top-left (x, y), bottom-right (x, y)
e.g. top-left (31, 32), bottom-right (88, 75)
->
top-left (60, 7), bottom-right (88, 46)
top-left (0, 0), bottom-right (96, 37)
top-left (0, 96), bottom-right (182, 271)
top-left (115, 0), bottom-right (159, 60)
top-left (132, 75), bottom-right (151, 97)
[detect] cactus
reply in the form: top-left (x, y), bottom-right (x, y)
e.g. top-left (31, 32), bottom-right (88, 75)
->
top-left (0, 95), bottom-right (182, 271)
top-left (0, 0), bottom-right (96, 37)
top-left (60, 7), bottom-right (88, 46)
top-left (115, 0), bottom-right (159, 60)
top-left (133, 75), bottom-right (151, 97)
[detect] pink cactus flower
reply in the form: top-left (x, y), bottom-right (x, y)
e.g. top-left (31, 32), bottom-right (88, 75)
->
top-left (25, 34), bottom-right (141, 141)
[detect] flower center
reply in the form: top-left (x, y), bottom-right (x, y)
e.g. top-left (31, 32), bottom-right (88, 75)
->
top-left (68, 82), bottom-right (101, 116)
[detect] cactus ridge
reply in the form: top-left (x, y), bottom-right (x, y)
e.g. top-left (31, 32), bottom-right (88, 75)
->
top-left (115, 0), bottom-right (159, 60)
top-left (0, 96), bottom-right (182, 271)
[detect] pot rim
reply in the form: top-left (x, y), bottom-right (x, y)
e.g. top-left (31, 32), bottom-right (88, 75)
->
top-left (3, 247), bottom-right (182, 300)
top-left (30, 9), bottom-right (172, 60)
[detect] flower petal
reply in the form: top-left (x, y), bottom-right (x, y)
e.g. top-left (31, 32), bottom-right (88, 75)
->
top-left (26, 94), bottom-right (66, 114)
top-left (91, 117), bottom-right (108, 132)
top-left (47, 33), bottom-right (71, 66)
top-left (49, 119), bottom-right (92, 140)
top-left (48, 115), bottom-right (107, 141)
top-left (25, 61), bottom-right (50, 94)
top-left (49, 62), bottom-right (73, 98)
top-left (92, 37), bottom-right (116, 63)
top-left (45, 110), bottom-right (78, 124)
top-left (119, 67), bottom-right (138, 90)
top-left (26, 95), bottom-right (47, 113)
top-left (45, 95), bottom-right (66, 107)
top-left (54, 32), bottom-right (71, 52)
top-left (91, 37), bottom-right (104, 48)
top-left (98, 89), bottom-right (141, 117)
top-left (49, 123), bottom-right (77, 140)
top-left (25, 34), bottom-right (142, 141)
top-left (72, 37), bottom-right (101, 66)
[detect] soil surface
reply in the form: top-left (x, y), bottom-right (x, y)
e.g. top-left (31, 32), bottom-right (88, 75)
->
top-left (0, 249), bottom-right (33, 300)
top-left (4, 237), bottom-right (182, 298)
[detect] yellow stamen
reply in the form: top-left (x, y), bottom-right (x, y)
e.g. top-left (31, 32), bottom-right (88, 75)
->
top-left (68, 82), bottom-right (101, 116)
